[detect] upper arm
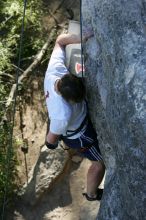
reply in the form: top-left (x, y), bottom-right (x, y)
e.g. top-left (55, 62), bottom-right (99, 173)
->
top-left (46, 42), bottom-right (66, 72)
top-left (46, 119), bottom-right (69, 144)
top-left (46, 34), bottom-right (81, 74)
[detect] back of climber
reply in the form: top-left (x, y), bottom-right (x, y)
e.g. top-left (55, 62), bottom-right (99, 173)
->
top-left (44, 31), bottom-right (105, 201)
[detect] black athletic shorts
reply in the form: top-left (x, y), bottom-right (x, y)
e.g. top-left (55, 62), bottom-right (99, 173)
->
top-left (62, 120), bottom-right (103, 161)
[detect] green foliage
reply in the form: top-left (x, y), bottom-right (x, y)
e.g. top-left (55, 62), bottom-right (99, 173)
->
top-left (0, 0), bottom-right (46, 214)
top-left (0, 83), bottom-right (17, 211)
top-left (0, 0), bottom-right (44, 72)
top-left (0, 123), bottom-right (18, 210)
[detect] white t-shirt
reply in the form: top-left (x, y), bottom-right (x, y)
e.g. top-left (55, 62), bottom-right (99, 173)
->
top-left (44, 45), bottom-right (87, 139)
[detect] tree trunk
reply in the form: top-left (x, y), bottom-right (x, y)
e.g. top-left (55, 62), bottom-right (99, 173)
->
top-left (82, 0), bottom-right (146, 219)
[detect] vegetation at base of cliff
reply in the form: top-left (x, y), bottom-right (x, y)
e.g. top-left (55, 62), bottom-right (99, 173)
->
top-left (0, 0), bottom-right (50, 213)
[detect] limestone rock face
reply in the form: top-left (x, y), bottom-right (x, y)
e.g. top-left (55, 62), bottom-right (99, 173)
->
top-left (82, 0), bottom-right (146, 219)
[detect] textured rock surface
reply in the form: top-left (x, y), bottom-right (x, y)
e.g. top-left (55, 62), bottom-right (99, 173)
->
top-left (21, 145), bottom-right (69, 206)
top-left (82, 0), bottom-right (146, 219)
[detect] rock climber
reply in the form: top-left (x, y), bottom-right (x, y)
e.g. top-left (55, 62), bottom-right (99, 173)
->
top-left (44, 30), bottom-right (105, 201)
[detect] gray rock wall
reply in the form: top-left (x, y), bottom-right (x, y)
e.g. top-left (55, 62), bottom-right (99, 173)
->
top-left (82, 0), bottom-right (146, 219)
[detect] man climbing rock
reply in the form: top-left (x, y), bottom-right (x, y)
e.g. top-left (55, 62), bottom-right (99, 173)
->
top-left (44, 30), bottom-right (105, 201)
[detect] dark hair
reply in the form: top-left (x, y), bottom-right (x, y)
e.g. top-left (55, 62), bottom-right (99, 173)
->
top-left (58, 74), bottom-right (85, 103)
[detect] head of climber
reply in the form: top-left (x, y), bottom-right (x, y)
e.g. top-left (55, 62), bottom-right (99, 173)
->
top-left (57, 74), bottom-right (85, 103)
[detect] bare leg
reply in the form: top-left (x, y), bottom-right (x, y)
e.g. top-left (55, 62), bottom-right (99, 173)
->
top-left (86, 161), bottom-right (105, 198)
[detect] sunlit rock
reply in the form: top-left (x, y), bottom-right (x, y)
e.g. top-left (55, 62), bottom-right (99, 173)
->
top-left (82, 0), bottom-right (146, 219)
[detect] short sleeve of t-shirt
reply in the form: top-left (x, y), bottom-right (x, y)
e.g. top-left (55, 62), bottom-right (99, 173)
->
top-left (45, 45), bottom-right (68, 77)
top-left (50, 119), bottom-right (69, 135)
top-left (48, 95), bottom-right (72, 135)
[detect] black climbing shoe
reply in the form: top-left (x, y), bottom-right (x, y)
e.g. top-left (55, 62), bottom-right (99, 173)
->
top-left (82, 188), bottom-right (103, 201)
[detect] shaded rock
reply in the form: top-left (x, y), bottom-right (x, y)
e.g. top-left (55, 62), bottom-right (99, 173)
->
top-left (82, 0), bottom-right (146, 219)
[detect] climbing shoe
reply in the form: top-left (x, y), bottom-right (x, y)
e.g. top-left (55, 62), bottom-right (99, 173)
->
top-left (82, 188), bottom-right (103, 201)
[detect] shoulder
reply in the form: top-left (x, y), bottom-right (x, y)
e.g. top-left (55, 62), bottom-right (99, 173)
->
top-left (48, 45), bottom-right (65, 65)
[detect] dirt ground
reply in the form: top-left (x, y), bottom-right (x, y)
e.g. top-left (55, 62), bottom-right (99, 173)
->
top-left (11, 158), bottom-right (101, 220)
top-left (7, 1), bottom-right (103, 219)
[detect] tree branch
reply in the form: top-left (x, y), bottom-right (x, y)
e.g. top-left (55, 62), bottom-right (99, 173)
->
top-left (5, 28), bottom-right (56, 109)
top-left (0, 71), bottom-right (14, 79)
top-left (11, 64), bottom-right (24, 73)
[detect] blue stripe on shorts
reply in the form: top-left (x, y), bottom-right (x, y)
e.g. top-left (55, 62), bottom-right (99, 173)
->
top-left (62, 120), bottom-right (103, 161)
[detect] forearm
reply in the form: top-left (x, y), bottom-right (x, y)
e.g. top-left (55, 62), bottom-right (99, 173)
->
top-left (46, 131), bottom-right (60, 144)
top-left (56, 34), bottom-right (81, 46)
top-left (54, 30), bottom-right (93, 50)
